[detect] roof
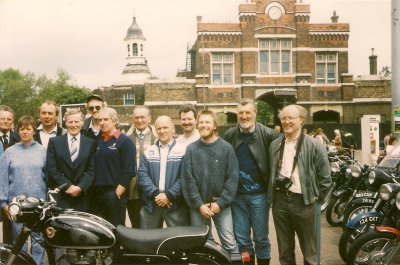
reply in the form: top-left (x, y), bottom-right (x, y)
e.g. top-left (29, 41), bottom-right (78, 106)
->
top-left (198, 23), bottom-right (241, 33)
top-left (125, 17), bottom-right (144, 40)
top-left (239, 4), bottom-right (256, 13)
top-left (309, 23), bottom-right (350, 33)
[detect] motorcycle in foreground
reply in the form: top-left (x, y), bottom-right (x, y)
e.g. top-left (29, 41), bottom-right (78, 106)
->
top-left (0, 186), bottom-right (242, 265)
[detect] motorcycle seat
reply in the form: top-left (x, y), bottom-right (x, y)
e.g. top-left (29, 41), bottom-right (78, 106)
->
top-left (116, 225), bottom-right (209, 254)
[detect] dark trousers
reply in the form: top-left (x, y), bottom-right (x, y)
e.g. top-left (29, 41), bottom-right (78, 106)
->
top-left (127, 199), bottom-right (142, 228)
top-left (90, 187), bottom-right (127, 227)
top-left (2, 218), bottom-right (13, 244)
top-left (272, 191), bottom-right (317, 265)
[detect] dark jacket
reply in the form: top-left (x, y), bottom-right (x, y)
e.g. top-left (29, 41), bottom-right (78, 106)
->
top-left (224, 123), bottom-right (280, 189)
top-left (46, 134), bottom-right (96, 210)
top-left (82, 117), bottom-right (103, 141)
top-left (34, 123), bottom-right (65, 145)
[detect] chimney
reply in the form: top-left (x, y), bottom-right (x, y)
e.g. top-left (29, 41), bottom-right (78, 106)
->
top-left (197, 16), bottom-right (202, 23)
top-left (331, 10), bottom-right (339, 23)
top-left (369, 48), bottom-right (378, 75)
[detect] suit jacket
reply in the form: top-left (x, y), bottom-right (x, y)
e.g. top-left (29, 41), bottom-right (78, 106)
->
top-left (1, 130), bottom-right (20, 150)
top-left (46, 134), bottom-right (96, 210)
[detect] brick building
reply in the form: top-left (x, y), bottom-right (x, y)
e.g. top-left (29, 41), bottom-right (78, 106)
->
top-left (96, 0), bottom-right (391, 134)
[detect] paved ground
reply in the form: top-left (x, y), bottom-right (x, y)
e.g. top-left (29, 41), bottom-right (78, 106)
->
top-left (1, 209), bottom-right (345, 265)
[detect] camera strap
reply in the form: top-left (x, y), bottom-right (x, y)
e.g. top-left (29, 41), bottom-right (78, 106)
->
top-left (278, 132), bottom-right (305, 180)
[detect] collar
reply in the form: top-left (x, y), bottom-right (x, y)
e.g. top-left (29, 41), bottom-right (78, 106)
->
top-left (102, 130), bottom-right (121, 142)
top-left (0, 131), bottom-right (10, 138)
top-left (284, 131), bottom-right (302, 144)
top-left (239, 123), bottom-right (256, 134)
top-left (135, 127), bottom-right (150, 137)
top-left (158, 139), bottom-right (174, 148)
top-left (67, 133), bottom-right (81, 142)
top-left (37, 123), bottom-right (58, 134)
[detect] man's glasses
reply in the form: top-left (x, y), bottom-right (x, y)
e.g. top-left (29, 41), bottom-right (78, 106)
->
top-left (88, 106), bottom-right (102, 112)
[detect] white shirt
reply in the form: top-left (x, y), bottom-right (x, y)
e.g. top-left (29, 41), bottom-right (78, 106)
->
top-left (279, 138), bottom-right (302, 194)
top-left (158, 140), bottom-right (173, 192)
top-left (176, 130), bottom-right (200, 147)
top-left (37, 124), bottom-right (58, 148)
top-left (67, 133), bottom-right (80, 157)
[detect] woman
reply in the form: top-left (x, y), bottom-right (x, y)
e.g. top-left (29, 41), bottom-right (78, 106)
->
top-left (0, 116), bottom-right (47, 265)
top-left (314, 128), bottom-right (329, 148)
top-left (333, 129), bottom-right (342, 148)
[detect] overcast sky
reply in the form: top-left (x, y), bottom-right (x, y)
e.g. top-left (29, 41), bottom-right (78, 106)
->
top-left (0, 0), bottom-right (391, 90)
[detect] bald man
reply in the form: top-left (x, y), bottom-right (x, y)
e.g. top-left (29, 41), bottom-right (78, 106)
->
top-left (138, 116), bottom-right (189, 229)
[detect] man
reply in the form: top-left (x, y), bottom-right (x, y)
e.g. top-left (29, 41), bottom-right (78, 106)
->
top-left (126, 106), bottom-right (157, 228)
top-left (224, 99), bottom-right (279, 265)
top-left (82, 94), bottom-right (105, 141)
top-left (90, 107), bottom-right (136, 227)
top-left (0, 105), bottom-right (20, 244)
top-left (35, 101), bottom-right (66, 148)
top-left (138, 115), bottom-right (188, 228)
top-left (273, 125), bottom-right (281, 133)
top-left (176, 105), bottom-right (200, 146)
top-left (268, 104), bottom-right (331, 265)
top-left (181, 110), bottom-right (239, 253)
top-left (46, 109), bottom-right (97, 211)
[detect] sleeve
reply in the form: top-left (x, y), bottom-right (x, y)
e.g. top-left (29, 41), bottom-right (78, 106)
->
top-left (314, 142), bottom-right (332, 198)
top-left (165, 162), bottom-right (183, 202)
top-left (46, 138), bottom-right (73, 188)
top-left (137, 154), bottom-right (159, 199)
top-left (77, 140), bottom-right (97, 192)
top-left (0, 154), bottom-right (10, 208)
top-left (216, 145), bottom-right (239, 209)
top-left (181, 147), bottom-right (204, 209)
top-left (119, 137), bottom-right (136, 189)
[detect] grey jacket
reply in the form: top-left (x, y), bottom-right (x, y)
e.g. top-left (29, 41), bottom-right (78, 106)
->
top-left (268, 133), bottom-right (332, 206)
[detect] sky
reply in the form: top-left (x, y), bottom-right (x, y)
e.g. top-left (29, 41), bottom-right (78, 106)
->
top-left (0, 0), bottom-right (391, 90)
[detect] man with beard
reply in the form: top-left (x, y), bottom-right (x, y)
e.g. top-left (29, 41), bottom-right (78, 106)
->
top-left (181, 110), bottom-right (239, 253)
top-left (35, 101), bottom-right (66, 148)
top-left (224, 98), bottom-right (279, 265)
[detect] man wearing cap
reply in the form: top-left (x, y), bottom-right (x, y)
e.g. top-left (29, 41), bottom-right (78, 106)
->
top-left (35, 101), bottom-right (66, 148)
top-left (82, 94), bottom-right (105, 141)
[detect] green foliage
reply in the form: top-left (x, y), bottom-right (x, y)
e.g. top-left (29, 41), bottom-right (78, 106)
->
top-left (256, 100), bottom-right (274, 126)
top-left (0, 68), bottom-right (91, 121)
top-left (380, 66), bottom-right (391, 78)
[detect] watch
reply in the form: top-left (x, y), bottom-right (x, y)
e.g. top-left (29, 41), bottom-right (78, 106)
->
top-left (268, 6), bottom-right (282, 20)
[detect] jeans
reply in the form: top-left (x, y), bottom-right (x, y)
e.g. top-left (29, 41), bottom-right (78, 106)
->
top-left (140, 206), bottom-right (189, 229)
top-left (232, 193), bottom-right (270, 259)
top-left (190, 207), bottom-right (238, 253)
top-left (12, 222), bottom-right (45, 265)
top-left (272, 191), bottom-right (317, 265)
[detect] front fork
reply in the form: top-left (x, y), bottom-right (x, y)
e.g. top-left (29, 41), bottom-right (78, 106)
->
top-left (5, 226), bottom-right (31, 265)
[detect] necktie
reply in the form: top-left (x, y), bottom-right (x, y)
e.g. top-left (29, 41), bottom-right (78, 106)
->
top-left (70, 137), bottom-right (78, 162)
top-left (139, 132), bottom-right (144, 139)
top-left (2, 135), bottom-right (8, 145)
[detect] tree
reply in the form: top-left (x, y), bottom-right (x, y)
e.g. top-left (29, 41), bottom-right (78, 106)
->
top-left (255, 100), bottom-right (274, 126)
top-left (380, 66), bottom-right (391, 78)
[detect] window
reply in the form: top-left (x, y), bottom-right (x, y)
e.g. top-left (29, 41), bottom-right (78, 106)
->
top-left (316, 53), bottom-right (337, 84)
top-left (211, 53), bottom-right (234, 85)
top-left (132, 43), bottom-right (138, 56)
top-left (259, 39), bottom-right (292, 75)
top-left (124, 93), bottom-right (135, 106)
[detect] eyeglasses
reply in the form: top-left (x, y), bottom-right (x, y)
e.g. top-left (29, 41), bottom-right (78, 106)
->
top-left (280, 116), bottom-right (300, 122)
top-left (88, 106), bottom-right (101, 112)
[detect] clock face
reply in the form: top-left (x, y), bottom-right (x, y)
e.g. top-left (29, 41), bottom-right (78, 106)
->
top-left (268, 6), bottom-right (282, 20)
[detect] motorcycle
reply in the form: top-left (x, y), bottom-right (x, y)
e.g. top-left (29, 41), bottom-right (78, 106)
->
top-left (338, 182), bottom-right (400, 262)
top-left (0, 186), bottom-right (242, 265)
top-left (345, 190), bottom-right (400, 265)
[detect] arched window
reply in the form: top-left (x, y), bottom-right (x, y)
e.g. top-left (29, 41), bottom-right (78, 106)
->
top-left (132, 43), bottom-right (138, 56)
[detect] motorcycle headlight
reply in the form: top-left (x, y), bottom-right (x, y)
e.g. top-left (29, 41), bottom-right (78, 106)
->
top-left (8, 202), bottom-right (21, 216)
top-left (379, 184), bottom-right (393, 201)
top-left (368, 171), bottom-right (376, 184)
top-left (349, 165), bottom-right (361, 178)
top-left (396, 191), bottom-right (400, 210)
top-left (330, 162), bottom-right (340, 173)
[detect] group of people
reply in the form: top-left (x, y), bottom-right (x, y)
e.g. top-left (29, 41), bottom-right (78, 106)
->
top-left (0, 96), bottom-right (332, 265)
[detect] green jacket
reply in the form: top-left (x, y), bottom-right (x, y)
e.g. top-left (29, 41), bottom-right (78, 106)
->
top-left (268, 133), bottom-right (332, 206)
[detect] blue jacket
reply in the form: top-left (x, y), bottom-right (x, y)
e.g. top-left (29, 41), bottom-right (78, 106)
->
top-left (138, 139), bottom-right (186, 212)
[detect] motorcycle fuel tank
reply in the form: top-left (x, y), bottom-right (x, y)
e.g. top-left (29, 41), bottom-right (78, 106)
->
top-left (44, 210), bottom-right (116, 249)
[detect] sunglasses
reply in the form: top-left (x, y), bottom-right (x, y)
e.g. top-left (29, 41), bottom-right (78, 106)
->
top-left (88, 106), bottom-right (102, 112)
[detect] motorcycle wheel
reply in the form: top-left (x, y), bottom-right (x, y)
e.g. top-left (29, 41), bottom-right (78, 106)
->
top-left (346, 231), bottom-right (398, 265)
top-left (326, 195), bottom-right (347, 226)
top-left (342, 203), bottom-right (374, 228)
top-left (0, 244), bottom-right (36, 265)
top-left (321, 185), bottom-right (335, 212)
top-left (339, 225), bottom-right (374, 262)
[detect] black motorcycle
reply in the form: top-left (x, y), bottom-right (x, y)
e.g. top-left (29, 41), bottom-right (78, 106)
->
top-left (0, 186), bottom-right (242, 265)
